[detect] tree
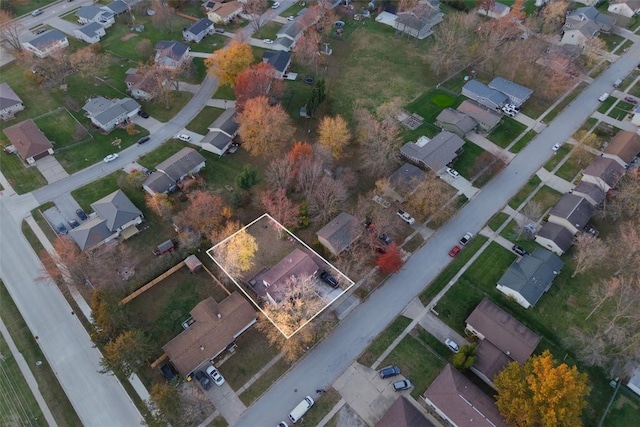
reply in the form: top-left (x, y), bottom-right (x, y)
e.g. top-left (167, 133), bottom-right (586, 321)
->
top-left (354, 107), bottom-right (402, 176)
top-left (494, 350), bottom-right (590, 427)
top-left (174, 190), bottom-right (226, 238)
top-left (235, 165), bottom-right (259, 190)
top-left (245, 0), bottom-right (269, 33)
top-left (136, 38), bottom-right (154, 60)
top-left (70, 45), bottom-right (105, 79)
top-left (572, 234), bottom-right (608, 278)
top-left (293, 30), bottom-right (322, 73)
top-left (427, 12), bottom-right (479, 76)
top-left (146, 193), bottom-right (173, 218)
top-left (0, 10), bottom-right (23, 52)
top-left (582, 37), bottom-right (606, 70)
top-left (317, 115), bottom-right (351, 159)
top-left (452, 343), bottom-right (477, 370)
top-left (205, 40), bottom-right (254, 87)
top-left (265, 157), bottom-right (294, 191)
top-left (234, 62), bottom-right (282, 110)
top-left (540, 0), bottom-right (570, 34)
top-left (288, 142), bottom-right (314, 173)
top-left (261, 188), bottom-right (299, 229)
top-left (256, 314), bottom-right (325, 362)
top-left (90, 290), bottom-right (130, 345)
top-left (306, 78), bottom-right (326, 117)
top-left (606, 169), bottom-right (640, 220)
top-left (609, 221), bottom-right (640, 276)
top-left (151, 3), bottom-right (178, 33)
top-left (148, 382), bottom-right (182, 426)
top-left (296, 157), bottom-right (324, 198)
top-left (214, 229), bottom-right (258, 276)
top-left (404, 175), bottom-right (453, 224)
top-left (516, 200), bottom-right (542, 239)
top-left (308, 175), bottom-right (348, 223)
top-left (375, 243), bottom-right (404, 274)
top-left (236, 96), bottom-right (294, 157)
top-left (101, 330), bottom-right (153, 377)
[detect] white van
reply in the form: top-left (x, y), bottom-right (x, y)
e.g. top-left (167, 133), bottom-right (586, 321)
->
top-left (598, 93), bottom-right (609, 102)
top-left (613, 79), bottom-right (622, 88)
top-left (288, 396), bottom-right (314, 424)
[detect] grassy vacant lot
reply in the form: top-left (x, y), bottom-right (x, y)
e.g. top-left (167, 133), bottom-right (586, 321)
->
top-left (239, 358), bottom-right (290, 406)
top-left (298, 388), bottom-right (342, 427)
top-left (186, 106), bottom-right (224, 135)
top-left (509, 129), bottom-right (537, 153)
top-left (0, 281), bottom-right (82, 427)
top-left (556, 151), bottom-right (595, 182)
top-left (36, 108), bottom-right (91, 150)
top-left (508, 175), bottom-right (541, 209)
top-left (357, 316), bottom-right (412, 367)
top-left (381, 334), bottom-right (446, 400)
top-left (487, 118), bottom-right (527, 148)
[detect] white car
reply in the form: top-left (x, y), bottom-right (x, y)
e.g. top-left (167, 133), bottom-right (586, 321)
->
top-left (103, 153), bottom-right (119, 163)
top-left (445, 338), bottom-right (460, 353)
top-left (459, 232), bottom-right (473, 246)
top-left (177, 134), bottom-right (191, 142)
top-left (287, 15), bottom-right (295, 21)
top-left (552, 143), bottom-right (561, 152)
top-left (272, 1), bottom-right (280, 8)
top-left (397, 209), bottom-right (415, 225)
top-left (206, 365), bottom-right (225, 386)
top-left (445, 167), bottom-right (459, 179)
top-left (263, 39), bottom-right (274, 44)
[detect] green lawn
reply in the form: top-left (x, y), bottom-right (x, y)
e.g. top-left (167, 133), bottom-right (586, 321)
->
top-left (36, 108), bottom-right (91, 150)
top-left (137, 141), bottom-right (189, 169)
top-left (599, 33), bottom-right (626, 52)
top-left (603, 388), bottom-right (640, 427)
top-left (608, 101), bottom-right (634, 121)
top-left (598, 96), bottom-right (617, 113)
top-left (138, 91), bottom-right (194, 124)
top-left (357, 316), bottom-right (412, 367)
top-left (487, 212), bottom-right (510, 232)
top-left (453, 142), bottom-right (486, 180)
top-left (0, 150), bottom-right (48, 194)
top-left (510, 129), bottom-right (537, 153)
top-left (508, 175), bottom-right (541, 209)
top-left (556, 151), bottom-right (595, 182)
top-left (189, 34), bottom-right (229, 54)
top-left (3, 0), bottom-right (55, 16)
top-left (239, 358), bottom-right (290, 406)
top-left (487, 118), bottom-right (527, 148)
top-left (70, 172), bottom-right (125, 212)
top-left (405, 89), bottom-right (464, 124)
top-left (543, 145), bottom-right (571, 171)
top-left (213, 85), bottom-right (236, 100)
top-left (529, 184), bottom-right (563, 213)
top-left (298, 388), bottom-right (342, 427)
top-left (185, 106), bottom-right (225, 135)
top-left (255, 22), bottom-right (283, 40)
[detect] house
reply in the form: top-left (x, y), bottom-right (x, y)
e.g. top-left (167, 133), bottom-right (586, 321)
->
top-left (274, 19), bottom-right (306, 52)
top-left (125, 71), bottom-right (163, 101)
top-left (608, 0), bottom-right (640, 17)
top-left (22, 30), bottom-right (69, 58)
top-left (628, 367), bottom-right (640, 396)
top-left (260, 248), bottom-right (320, 305)
top-left (3, 119), bottom-right (54, 164)
top-left (461, 80), bottom-right (508, 110)
top-left (0, 83), bottom-right (25, 120)
top-left (603, 130), bottom-right (640, 168)
top-left (262, 51), bottom-right (292, 79)
top-left (155, 40), bottom-right (191, 69)
top-left (316, 212), bottom-right (362, 255)
top-left (75, 5), bottom-right (115, 27)
top-left (183, 18), bottom-right (214, 43)
top-left (547, 194), bottom-right (594, 235)
top-left (207, 1), bottom-right (243, 24)
top-left (496, 249), bottom-right (564, 309)
top-left (392, 2), bottom-right (443, 39)
top-left (74, 22), bottom-right (106, 44)
top-left (488, 77), bottom-right (533, 108)
top-left (477, 1), bottom-right (511, 19)
top-left (457, 100), bottom-right (502, 132)
top-left (581, 156), bottom-right (625, 192)
top-left (400, 131), bottom-right (465, 171)
top-left (103, 0), bottom-right (128, 15)
top-left (633, 104), bottom-right (640, 126)
top-left (466, 299), bottom-right (541, 383)
top-left (69, 190), bottom-right (144, 250)
top-left (423, 364), bottom-right (507, 427)
top-left (435, 108), bottom-right (477, 137)
top-left (162, 292), bottom-right (256, 376)
top-left (200, 109), bottom-right (239, 156)
top-left (561, 6), bottom-right (616, 46)
top-left (376, 396), bottom-right (435, 427)
top-left (82, 96), bottom-right (140, 132)
top-left (384, 163), bottom-right (426, 203)
top-left (143, 147), bottom-right (206, 194)
top-left (534, 222), bottom-right (576, 256)
top-left (572, 180), bottom-right (606, 206)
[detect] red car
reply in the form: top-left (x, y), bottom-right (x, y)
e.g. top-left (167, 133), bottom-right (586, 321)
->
top-left (448, 245), bottom-right (461, 257)
top-left (624, 96), bottom-right (638, 105)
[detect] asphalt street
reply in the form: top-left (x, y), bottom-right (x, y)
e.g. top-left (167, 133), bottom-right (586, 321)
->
top-left (234, 42), bottom-right (640, 426)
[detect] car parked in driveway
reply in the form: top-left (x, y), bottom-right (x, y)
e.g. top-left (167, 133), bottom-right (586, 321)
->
top-left (379, 365), bottom-right (400, 379)
top-left (206, 365), bottom-right (225, 386)
top-left (69, 219), bottom-right (79, 229)
top-left (512, 245), bottom-right (528, 256)
top-left (177, 134), bottom-right (191, 142)
top-left (263, 39), bottom-right (274, 44)
top-left (624, 96), bottom-right (638, 105)
top-left (378, 233), bottom-right (392, 245)
top-left (393, 379), bottom-right (413, 391)
top-left (272, 1), bottom-right (280, 8)
top-left (195, 371), bottom-right (212, 390)
top-left (76, 208), bottom-right (88, 220)
top-left (103, 153), bottom-right (119, 163)
top-left (445, 338), bottom-right (460, 353)
top-left (448, 245), bottom-right (461, 257)
top-left (396, 209), bottom-right (415, 225)
top-left (56, 223), bottom-right (68, 235)
top-left (320, 271), bottom-right (339, 288)
top-left (445, 167), bottom-right (459, 179)
top-left (137, 110), bottom-right (149, 118)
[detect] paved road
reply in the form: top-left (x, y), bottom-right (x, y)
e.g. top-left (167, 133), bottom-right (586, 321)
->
top-left (234, 40), bottom-right (640, 427)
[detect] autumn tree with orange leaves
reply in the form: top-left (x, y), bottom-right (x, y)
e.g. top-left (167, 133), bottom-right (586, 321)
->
top-left (494, 350), bottom-right (589, 427)
top-left (260, 188), bottom-right (299, 229)
top-left (234, 62), bottom-right (282, 109)
top-left (236, 96), bottom-right (294, 157)
top-left (318, 115), bottom-right (351, 159)
top-left (375, 243), bottom-right (404, 274)
top-left (174, 190), bottom-right (230, 238)
top-left (205, 40), bottom-right (254, 87)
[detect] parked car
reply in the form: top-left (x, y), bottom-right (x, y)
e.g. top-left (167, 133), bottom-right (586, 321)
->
top-left (277, 423), bottom-right (289, 427)
top-left (160, 363), bottom-right (178, 381)
top-left (69, 219), bottom-right (79, 229)
top-left (552, 143), bottom-right (561, 152)
top-left (320, 271), bottom-right (339, 288)
top-left (56, 223), bottom-right (68, 235)
top-left (512, 245), bottom-right (529, 256)
top-left (263, 39), bottom-right (274, 44)
top-left (598, 92), bottom-right (609, 102)
top-left (177, 134), bottom-right (191, 142)
top-left (624, 96), bottom-right (638, 105)
top-left (505, 103), bottom-right (520, 112)
top-left (287, 15), bottom-right (295, 21)
top-left (445, 338), bottom-right (460, 353)
top-left (393, 379), bottom-right (413, 391)
top-left (136, 136), bottom-right (150, 145)
top-left (448, 245), bottom-right (461, 257)
top-left (378, 233), bottom-right (392, 245)
top-left (195, 371), bottom-right (212, 390)
top-left (206, 365), bottom-right (225, 386)
top-left (227, 142), bottom-right (239, 154)
top-left (76, 208), bottom-right (88, 221)
top-left (103, 153), bottom-right (119, 163)
top-left (379, 365), bottom-right (400, 379)
top-left (396, 209), bottom-right (415, 225)
top-left (272, 1), bottom-right (280, 8)
top-left (445, 167), bottom-right (459, 179)
top-left (137, 110), bottom-right (149, 118)
top-left (459, 232), bottom-right (473, 246)
top-left (215, 28), bottom-right (225, 33)
top-left (32, 9), bottom-right (43, 16)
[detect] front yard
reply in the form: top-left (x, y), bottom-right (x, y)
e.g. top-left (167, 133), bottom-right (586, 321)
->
top-left (487, 118), bottom-right (527, 148)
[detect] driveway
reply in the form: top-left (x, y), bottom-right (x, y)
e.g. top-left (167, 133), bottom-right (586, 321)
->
top-left (36, 156), bottom-right (69, 184)
top-left (201, 380), bottom-right (246, 425)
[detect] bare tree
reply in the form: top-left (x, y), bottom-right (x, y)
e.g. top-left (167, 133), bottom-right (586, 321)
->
top-left (609, 222), bottom-right (640, 277)
top-left (405, 175), bottom-right (454, 223)
top-left (606, 169), bottom-right (640, 221)
top-left (296, 157), bottom-right (324, 199)
top-left (572, 234), bottom-right (608, 278)
top-left (0, 10), bottom-right (23, 52)
top-left (265, 157), bottom-right (294, 191)
top-left (427, 12), bottom-right (479, 76)
top-left (245, 0), bottom-right (269, 33)
top-left (260, 188), bottom-right (299, 229)
top-left (151, 3), bottom-right (178, 33)
top-left (354, 107), bottom-right (402, 176)
top-left (516, 200), bottom-right (543, 239)
top-left (308, 176), bottom-right (348, 223)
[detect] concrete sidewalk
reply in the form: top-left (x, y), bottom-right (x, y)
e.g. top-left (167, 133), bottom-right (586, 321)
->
top-left (535, 168), bottom-right (573, 193)
top-left (591, 111), bottom-right (638, 132)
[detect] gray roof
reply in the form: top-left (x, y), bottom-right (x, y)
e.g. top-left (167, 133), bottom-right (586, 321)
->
top-left (76, 5), bottom-right (104, 20)
top-left (462, 80), bottom-right (508, 107)
top-left (209, 108), bottom-right (238, 137)
top-left (277, 20), bottom-right (304, 39)
top-left (77, 22), bottom-right (103, 37)
top-left (572, 180), bottom-right (606, 205)
top-left (156, 40), bottom-right (190, 62)
top-left (457, 100), bottom-right (502, 127)
top-left (90, 98), bottom-right (139, 127)
top-left (400, 131), bottom-right (465, 171)
top-left (376, 396), bottom-right (436, 427)
top-left (274, 36), bottom-right (294, 49)
top-left (316, 212), bottom-right (361, 254)
top-left (497, 248), bottom-right (564, 307)
top-left (583, 157), bottom-right (625, 188)
top-left (28, 29), bottom-right (67, 49)
top-left (436, 108), bottom-right (477, 134)
top-left (388, 163), bottom-right (426, 194)
top-left (0, 83), bottom-right (23, 110)
top-left (91, 190), bottom-right (142, 232)
top-left (156, 147), bottom-right (206, 181)
top-left (569, 6), bottom-right (616, 28)
top-left (105, 0), bottom-right (128, 14)
top-left (488, 77), bottom-right (533, 104)
top-left (69, 217), bottom-right (113, 250)
top-left (202, 131), bottom-right (232, 151)
top-left (82, 96), bottom-right (112, 115)
top-left (142, 171), bottom-right (176, 194)
top-left (535, 222), bottom-right (575, 253)
top-left (549, 194), bottom-right (594, 229)
top-left (185, 17), bottom-right (213, 35)
top-left (262, 50), bottom-right (291, 73)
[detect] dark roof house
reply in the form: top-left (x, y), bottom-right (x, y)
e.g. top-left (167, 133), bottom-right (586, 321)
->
top-left (581, 156), bottom-right (625, 192)
top-left (143, 147), bottom-right (206, 194)
top-left (0, 82), bottom-right (25, 119)
top-left (535, 222), bottom-right (576, 256)
top-left (376, 396), bottom-right (435, 427)
top-left (3, 119), bottom-right (54, 164)
top-left (385, 163), bottom-right (427, 202)
top-left (457, 100), bottom-right (502, 132)
top-left (82, 96), bottom-right (140, 132)
top-left (155, 40), bottom-right (191, 69)
top-left (201, 109), bottom-right (238, 156)
top-left (262, 51), bottom-right (292, 79)
top-left (488, 77), bottom-right (533, 107)
top-left (572, 179), bottom-right (606, 206)
top-left (104, 0), bottom-right (128, 15)
top-left (603, 130), bottom-right (640, 167)
top-left (316, 212), bottom-right (362, 255)
top-left (547, 194), bottom-right (594, 235)
top-left (435, 108), bottom-right (477, 137)
top-left (183, 18), bottom-right (214, 43)
top-left (400, 131), bottom-right (465, 171)
top-left (22, 29), bottom-right (69, 58)
top-left (461, 80), bottom-right (508, 109)
top-left (260, 248), bottom-right (320, 305)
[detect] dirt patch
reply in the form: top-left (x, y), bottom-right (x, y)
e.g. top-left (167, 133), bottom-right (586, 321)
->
top-left (120, 33), bottom-right (137, 42)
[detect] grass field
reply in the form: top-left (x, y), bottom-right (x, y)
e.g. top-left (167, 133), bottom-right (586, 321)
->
top-left (357, 316), bottom-right (412, 367)
top-left (239, 358), bottom-right (290, 406)
top-left (508, 175), bottom-right (541, 209)
top-left (556, 150), bottom-right (595, 182)
top-left (487, 118), bottom-right (527, 148)
top-left (0, 150), bottom-right (48, 194)
top-left (186, 106), bottom-right (225, 135)
top-left (510, 129), bottom-right (537, 153)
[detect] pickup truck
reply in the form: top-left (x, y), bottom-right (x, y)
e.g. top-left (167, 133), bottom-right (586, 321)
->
top-left (459, 232), bottom-right (473, 246)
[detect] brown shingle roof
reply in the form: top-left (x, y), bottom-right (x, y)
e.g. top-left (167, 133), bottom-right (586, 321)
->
top-left (162, 292), bottom-right (256, 375)
top-left (376, 396), bottom-right (435, 427)
top-left (583, 157), bottom-right (625, 188)
top-left (3, 119), bottom-right (53, 161)
top-left (262, 248), bottom-right (319, 291)
top-left (604, 131), bottom-right (640, 164)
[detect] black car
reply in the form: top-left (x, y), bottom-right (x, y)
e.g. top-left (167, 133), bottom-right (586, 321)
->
top-left (320, 271), bottom-right (339, 288)
top-left (56, 223), bottom-right (68, 235)
top-left (136, 136), bottom-right (150, 145)
top-left (379, 365), bottom-right (400, 379)
top-left (378, 233), bottom-right (392, 245)
top-left (195, 371), bottom-right (212, 390)
top-left (160, 363), bottom-right (178, 381)
top-left (76, 208), bottom-right (88, 220)
top-left (69, 219), bottom-right (79, 229)
top-left (512, 245), bottom-right (529, 256)
top-left (137, 110), bottom-right (149, 118)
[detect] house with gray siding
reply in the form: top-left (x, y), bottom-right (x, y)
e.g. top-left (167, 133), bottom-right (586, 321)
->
top-left (461, 80), bottom-right (507, 109)
top-left (82, 96), bottom-right (140, 132)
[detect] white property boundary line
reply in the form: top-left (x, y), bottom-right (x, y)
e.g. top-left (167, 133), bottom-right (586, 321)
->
top-left (206, 213), bottom-right (355, 339)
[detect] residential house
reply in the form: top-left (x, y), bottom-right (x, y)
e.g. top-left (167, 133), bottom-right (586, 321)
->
top-left (581, 156), bottom-right (625, 192)
top-left (75, 5), bottom-right (115, 27)
top-left (547, 193), bottom-right (594, 235)
top-left (534, 222), bottom-right (576, 256)
top-left (155, 41), bottom-right (191, 69)
top-left (393, 2), bottom-right (443, 39)
top-left (603, 130), bottom-right (640, 168)
top-left (461, 80), bottom-right (508, 110)
top-left (207, 1), bottom-right (243, 24)
top-left (477, 1), bottom-right (511, 19)
top-left (423, 364), bottom-right (507, 427)
top-left (274, 19), bottom-right (306, 52)
top-left (162, 292), bottom-right (256, 376)
top-left (572, 180), bottom-right (606, 206)
top-left (316, 212), bottom-right (362, 255)
top-left (74, 22), bottom-right (106, 44)
top-left (561, 6), bottom-right (616, 46)
top-left (435, 108), bottom-right (477, 137)
top-left (262, 51), bottom-right (292, 79)
top-left (200, 109), bottom-right (238, 156)
top-left (183, 18), bottom-right (214, 43)
top-left (488, 77), bottom-right (533, 108)
top-left (376, 396), bottom-right (436, 427)
top-left (457, 100), bottom-right (501, 132)
top-left (143, 147), bottom-right (206, 195)
top-left (466, 299), bottom-right (541, 384)
top-left (82, 96), bottom-right (140, 132)
top-left (103, 0), bottom-right (128, 15)
top-left (496, 249), bottom-right (564, 309)
top-left (384, 163), bottom-right (426, 203)
top-left (0, 83), bottom-right (25, 120)
top-left (125, 71), bottom-right (164, 102)
top-left (628, 367), bottom-right (640, 397)
top-left (608, 0), bottom-right (640, 18)
top-left (259, 248), bottom-right (320, 305)
top-left (69, 190), bottom-right (144, 250)
top-left (400, 131), bottom-right (465, 171)
top-left (633, 104), bottom-right (640, 126)
top-left (22, 29), bottom-right (69, 58)
top-left (3, 119), bottom-right (54, 164)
